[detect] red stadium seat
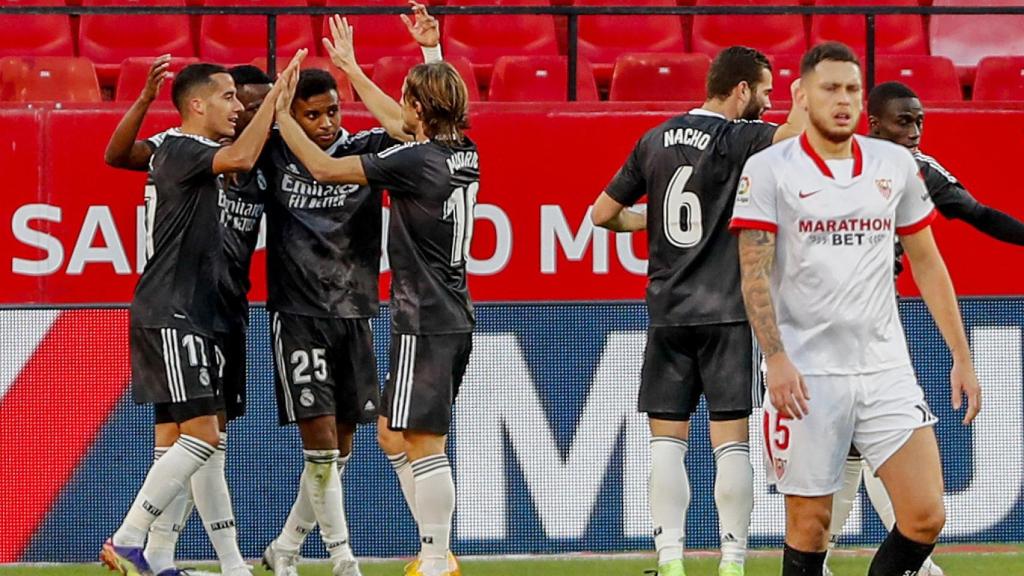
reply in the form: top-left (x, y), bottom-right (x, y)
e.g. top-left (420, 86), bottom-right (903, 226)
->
top-left (875, 56), bottom-right (962, 101)
top-left (115, 56), bottom-right (199, 101)
top-left (930, 0), bottom-right (1024, 86)
top-left (973, 56), bottom-right (1024, 102)
top-left (200, 0), bottom-right (317, 64)
top-left (0, 57), bottom-right (102, 102)
top-left (487, 55), bottom-right (598, 102)
top-left (576, 0), bottom-right (686, 88)
top-left (370, 55), bottom-right (481, 100)
top-left (322, 0), bottom-right (423, 73)
top-left (443, 0), bottom-right (559, 88)
top-left (0, 0), bottom-right (74, 58)
top-left (251, 56), bottom-right (356, 102)
top-left (79, 0), bottom-right (194, 87)
top-left (609, 53), bottom-right (710, 102)
top-left (810, 0), bottom-right (926, 59)
top-left (692, 0), bottom-right (806, 59)
top-left (767, 52), bottom-right (800, 105)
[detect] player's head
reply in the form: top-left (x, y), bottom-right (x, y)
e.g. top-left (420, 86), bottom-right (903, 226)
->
top-left (706, 46), bottom-right (774, 121)
top-left (291, 68), bottom-right (341, 150)
top-left (799, 42), bottom-right (862, 143)
top-left (867, 81), bottom-right (924, 151)
top-left (228, 65), bottom-right (272, 137)
top-left (401, 62), bottom-right (470, 142)
top-left (171, 63), bottom-right (241, 140)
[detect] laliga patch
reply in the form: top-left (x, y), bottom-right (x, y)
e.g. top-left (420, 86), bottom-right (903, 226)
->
top-left (875, 178), bottom-right (893, 200)
top-left (736, 175), bottom-right (752, 206)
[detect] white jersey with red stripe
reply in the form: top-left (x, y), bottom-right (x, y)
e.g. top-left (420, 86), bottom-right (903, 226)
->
top-left (730, 133), bottom-right (936, 376)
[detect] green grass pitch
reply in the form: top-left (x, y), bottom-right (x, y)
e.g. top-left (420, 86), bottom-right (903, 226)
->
top-left (3, 549), bottom-right (1024, 576)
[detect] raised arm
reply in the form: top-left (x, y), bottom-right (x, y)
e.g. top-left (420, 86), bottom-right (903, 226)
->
top-left (275, 70), bottom-right (368, 185)
top-left (934, 184), bottom-right (1024, 246)
top-left (322, 3), bottom-right (439, 142)
top-left (900, 227), bottom-right (981, 424)
top-left (738, 229), bottom-right (809, 419)
top-left (104, 55), bottom-right (171, 170)
top-left (212, 49), bottom-right (306, 174)
top-left (772, 79), bottom-right (806, 144)
top-left (591, 192), bottom-right (646, 232)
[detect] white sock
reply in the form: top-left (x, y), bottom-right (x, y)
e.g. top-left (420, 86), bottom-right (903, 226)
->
top-left (114, 435), bottom-right (214, 547)
top-left (387, 452), bottom-right (418, 523)
top-left (862, 460), bottom-right (896, 531)
top-left (412, 454), bottom-right (454, 576)
top-left (713, 441), bottom-right (752, 565)
top-left (649, 436), bottom-right (689, 566)
top-left (276, 468), bottom-right (317, 553)
top-left (192, 432), bottom-right (246, 571)
top-left (830, 457), bottom-right (864, 541)
top-left (145, 447), bottom-right (190, 574)
top-left (302, 450), bottom-right (354, 563)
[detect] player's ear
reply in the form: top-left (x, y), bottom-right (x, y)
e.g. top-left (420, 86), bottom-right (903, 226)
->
top-left (189, 96), bottom-right (205, 117)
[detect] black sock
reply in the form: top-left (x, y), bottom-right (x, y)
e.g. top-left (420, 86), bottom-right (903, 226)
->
top-left (868, 525), bottom-right (935, 576)
top-left (782, 544), bottom-right (827, 576)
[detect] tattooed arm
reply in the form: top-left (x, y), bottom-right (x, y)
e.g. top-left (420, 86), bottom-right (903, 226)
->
top-left (739, 229), bottom-right (809, 419)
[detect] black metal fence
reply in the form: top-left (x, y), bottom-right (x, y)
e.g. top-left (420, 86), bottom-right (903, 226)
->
top-left (3, 4), bottom-right (1023, 100)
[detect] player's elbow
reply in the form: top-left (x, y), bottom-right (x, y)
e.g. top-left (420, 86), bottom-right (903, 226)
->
top-left (104, 148), bottom-right (129, 168)
top-left (308, 162), bottom-right (335, 183)
top-left (590, 204), bottom-right (616, 229)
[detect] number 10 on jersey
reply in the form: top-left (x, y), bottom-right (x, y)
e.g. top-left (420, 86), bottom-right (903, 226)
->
top-left (446, 181), bottom-right (479, 266)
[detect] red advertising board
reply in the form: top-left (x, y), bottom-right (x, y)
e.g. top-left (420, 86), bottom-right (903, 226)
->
top-left (2, 103), bottom-right (1023, 303)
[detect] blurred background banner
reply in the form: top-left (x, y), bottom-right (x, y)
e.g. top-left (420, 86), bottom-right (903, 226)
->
top-left (1, 300), bottom-right (1021, 562)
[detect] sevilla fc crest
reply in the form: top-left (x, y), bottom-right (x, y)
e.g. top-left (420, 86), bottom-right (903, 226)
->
top-left (773, 457), bottom-right (788, 479)
top-left (876, 178), bottom-right (893, 200)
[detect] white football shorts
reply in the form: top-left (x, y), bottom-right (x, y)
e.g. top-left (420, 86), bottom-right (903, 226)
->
top-left (761, 364), bottom-right (937, 496)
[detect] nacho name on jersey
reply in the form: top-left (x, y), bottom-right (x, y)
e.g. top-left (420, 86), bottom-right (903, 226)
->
top-left (280, 163), bottom-right (360, 209)
top-left (663, 126), bottom-right (711, 150)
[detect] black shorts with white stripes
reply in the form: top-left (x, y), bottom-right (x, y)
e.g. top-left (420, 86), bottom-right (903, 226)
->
top-left (130, 326), bottom-right (220, 410)
top-left (384, 332), bottom-right (472, 436)
top-left (638, 322), bottom-right (762, 421)
top-left (270, 311), bottom-right (379, 426)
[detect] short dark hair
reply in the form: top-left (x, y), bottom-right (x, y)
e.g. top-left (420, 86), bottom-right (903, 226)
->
top-left (706, 46), bottom-right (772, 100)
top-left (171, 63), bottom-right (229, 113)
top-left (296, 68), bottom-right (337, 101)
top-left (228, 65), bottom-right (271, 87)
top-left (867, 81), bottom-right (919, 117)
top-left (800, 42), bottom-right (860, 76)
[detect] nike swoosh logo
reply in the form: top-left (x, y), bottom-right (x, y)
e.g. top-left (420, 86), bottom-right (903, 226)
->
top-left (799, 189), bottom-right (823, 199)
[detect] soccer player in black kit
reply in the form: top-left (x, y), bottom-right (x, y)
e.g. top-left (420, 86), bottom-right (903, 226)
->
top-left (104, 60), bottom-right (274, 576)
top-left (823, 81), bottom-right (1024, 576)
top-left (258, 5), bottom-right (444, 576)
top-left (100, 52), bottom-right (304, 576)
top-left (274, 39), bottom-right (477, 576)
top-left (590, 47), bottom-right (802, 576)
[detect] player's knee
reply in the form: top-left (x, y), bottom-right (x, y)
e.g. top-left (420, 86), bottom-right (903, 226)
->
top-left (377, 418), bottom-right (405, 455)
top-left (901, 504), bottom-right (946, 543)
top-left (298, 415), bottom-right (338, 450)
top-left (787, 500), bottom-right (831, 547)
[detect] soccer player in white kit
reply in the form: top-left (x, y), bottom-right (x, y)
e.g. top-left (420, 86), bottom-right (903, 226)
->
top-left (729, 42), bottom-right (981, 576)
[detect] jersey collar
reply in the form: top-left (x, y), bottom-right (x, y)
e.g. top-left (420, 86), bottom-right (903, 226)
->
top-left (324, 128), bottom-right (351, 155)
top-left (688, 108), bottom-right (726, 120)
top-left (800, 132), bottom-right (862, 179)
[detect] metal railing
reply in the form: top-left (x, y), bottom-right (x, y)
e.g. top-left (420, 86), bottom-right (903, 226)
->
top-left (2, 4), bottom-right (1023, 100)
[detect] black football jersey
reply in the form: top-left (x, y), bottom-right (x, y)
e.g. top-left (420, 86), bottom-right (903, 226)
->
top-left (605, 109), bottom-right (777, 326)
top-left (145, 131), bottom-right (268, 331)
top-left (131, 129), bottom-right (223, 334)
top-left (361, 138), bottom-right (479, 335)
top-left (265, 128), bottom-right (398, 318)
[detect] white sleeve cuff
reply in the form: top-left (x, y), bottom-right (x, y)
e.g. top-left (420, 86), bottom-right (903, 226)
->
top-left (421, 44), bottom-right (443, 63)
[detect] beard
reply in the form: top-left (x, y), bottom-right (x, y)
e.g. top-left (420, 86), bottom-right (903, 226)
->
top-left (740, 98), bottom-right (765, 121)
top-left (808, 108), bottom-right (858, 143)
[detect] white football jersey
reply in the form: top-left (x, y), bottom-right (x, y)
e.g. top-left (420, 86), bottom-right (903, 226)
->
top-left (730, 134), bottom-right (935, 375)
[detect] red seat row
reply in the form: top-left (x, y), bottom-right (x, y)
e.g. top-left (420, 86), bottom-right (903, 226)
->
top-left (5, 0), bottom-right (1024, 89)
top-left (7, 54), bottom-right (1024, 104)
